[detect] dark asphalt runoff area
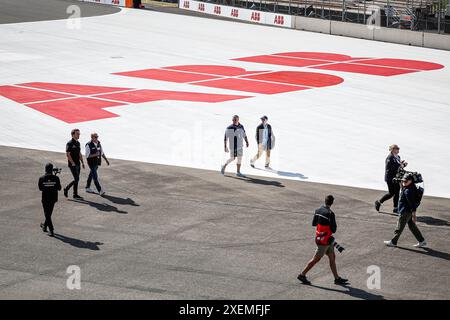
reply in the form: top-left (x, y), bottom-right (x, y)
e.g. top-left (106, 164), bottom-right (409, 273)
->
top-left (0, 0), bottom-right (120, 24)
top-left (0, 146), bottom-right (449, 299)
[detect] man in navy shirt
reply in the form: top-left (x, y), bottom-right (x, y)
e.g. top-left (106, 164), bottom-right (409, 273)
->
top-left (384, 173), bottom-right (427, 248)
top-left (64, 129), bottom-right (85, 199)
top-left (221, 115), bottom-right (249, 177)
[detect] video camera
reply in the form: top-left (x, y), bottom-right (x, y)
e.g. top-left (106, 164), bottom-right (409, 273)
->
top-left (52, 167), bottom-right (62, 175)
top-left (393, 168), bottom-right (423, 183)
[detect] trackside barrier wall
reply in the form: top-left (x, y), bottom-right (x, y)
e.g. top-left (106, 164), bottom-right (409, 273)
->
top-left (76, 0), bottom-right (133, 7)
top-left (179, 0), bottom-right (293, 28)
top-left (179, 1), bottom-right (449, 50)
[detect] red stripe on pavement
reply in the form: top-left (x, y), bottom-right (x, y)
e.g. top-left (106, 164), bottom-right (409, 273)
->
top-left (233, 55), bottom-right (328, 67)
top-left (311, 63), bottom-right (417, 76)
top-left (96, 89), bottom-right (250, 103)
top-left (195, 78), bottom-right (309, 94)
top-left (18, 82), bottom-right (132, 95)
top-left (354, 58), bottom-right (444, 71)
top-left (114, 69), bottom-right (219, 83)
top-left (0, 85), bottom-right (73, 104)
top-left (242, 71), bottom-right (344, 87)
top-left (25, 98), bottom-right (124, 123)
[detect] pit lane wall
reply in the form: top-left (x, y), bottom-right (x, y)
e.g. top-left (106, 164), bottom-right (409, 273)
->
top-left (76, 0), bottom-right (133, 8)
top-left (179, 0), bottom-right (450, 51)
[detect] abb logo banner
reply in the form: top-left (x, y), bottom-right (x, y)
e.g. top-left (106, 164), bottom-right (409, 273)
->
top-left (179, 0), bottom-right (292, 28)
top-left (0, 52), bottom-right (443, 123)
top-left (251, 12), bottom-right (261, 22)
top-left (76, 0), bottom-right (127, 7)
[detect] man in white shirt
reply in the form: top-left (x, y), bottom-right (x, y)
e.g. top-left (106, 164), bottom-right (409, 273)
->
top-left (85, 133), bottom-right (110, 195)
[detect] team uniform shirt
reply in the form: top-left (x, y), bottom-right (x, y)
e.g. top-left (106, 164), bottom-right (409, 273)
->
top-left (66, 139), bottom-right (81, 166)
top-left (224, 123), bottom-right (247, 157)
top-left (38, 174), bottom-right (62, 203)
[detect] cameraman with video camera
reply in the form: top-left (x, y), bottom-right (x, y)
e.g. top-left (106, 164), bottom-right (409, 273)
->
top-left (297, 195), bottom-right (348, 285)
top-left (375, 144), bottom-right (408, 214)
top-left (384, 173), bottom-right (427, 248)
top-left (38, 163), bottom-right (61, 237)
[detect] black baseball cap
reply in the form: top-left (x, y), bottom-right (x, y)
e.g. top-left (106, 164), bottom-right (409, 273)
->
top-left (260, 115), bottom-right (268, 120)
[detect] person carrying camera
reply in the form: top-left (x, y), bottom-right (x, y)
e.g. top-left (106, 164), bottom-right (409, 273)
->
top-left (297, 195), bottom-right (348, 285)
top-left (64, 129), bottom-right (85, 199)
top-left (384, 173), bottom-right (427, 248)
top-left (38, 163), bottom-right (61, 237)
top-left (85, 133), bottom-right (110, 196)
top-left (375, 144), bottom-right (407, 213)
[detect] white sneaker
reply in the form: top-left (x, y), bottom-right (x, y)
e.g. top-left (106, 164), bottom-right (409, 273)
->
top-left (384, 240), bottom-right (397, 247)
top-left (85, 187), bottom-right (94, 193)
top-left (99, 190), bottom-right (106, 196)
top-left (413, 241), bottom-right (427, 248)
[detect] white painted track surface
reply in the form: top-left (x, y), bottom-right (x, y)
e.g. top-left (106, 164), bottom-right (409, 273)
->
top-left (1, 8), bottom-right (450, 197)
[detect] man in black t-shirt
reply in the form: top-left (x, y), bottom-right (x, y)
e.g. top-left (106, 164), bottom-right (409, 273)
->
top-left (63, 129), bottom-right (85, 199)
top-left (38, 163), bottom-right (61, 237)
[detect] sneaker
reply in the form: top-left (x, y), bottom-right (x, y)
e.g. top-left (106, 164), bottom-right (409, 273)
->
top-left (413, 240), bottom-right (427, 248)
top-left (63, 187), bottom-right (68, 198)
top-left (265, 165), bottom-right (272, 170)
top-left (250, 163), bottom-right (255, 168)
top-left (393, 207), bottom-right (398, 214)
top-left (73, 195), bottom-right (83, 200)
top-left (297, 274), bottom-right (311, 285)
top-left (48, 230), bottom-right (55, 237)
top-left (85, 187), bottom-right (94, 193)
top-left (384, 240), bottom-right (397, 247)
top-left (99, 190), bottom-right (106, 196)
top-left (236, 172), bottom-right (245, 178)
top-left (220, 165), bottom-right (225, 175)
top-left (40, 223), bottom-right (47, 233)
top-left (374, 200), bottom-right (381, 212)
top-left (334, 277), bottom-right (349, 285)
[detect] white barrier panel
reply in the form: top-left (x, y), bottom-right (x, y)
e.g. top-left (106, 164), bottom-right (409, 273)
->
top-left (331, 20), bottom-right (374, 40)
top-left (295, 16), bottom-right (330, 34)
top-left (423, 32), bottom-right (450, 51)
top-left (179, 0), bottom-right (292, 28)
top-left (373, 27), bottom-right (423, 46)
top-left (77, 0), bottom-right (128, 7)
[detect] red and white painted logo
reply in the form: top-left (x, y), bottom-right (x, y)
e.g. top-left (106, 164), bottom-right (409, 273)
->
top-left (231, 9), bottom-right (239, 18)
top-left (183, 1), bottom-right (189, 9)
top-left (213, 6), bottom-right (221, 15)
top-left (251, 12), bottom-right (261, 22)
top-left (198, 3), bottom-right (205, 11)
top-left (0, 52), bottom-right (443, 123)
top-left (274, 15), bottom-right (284, 25)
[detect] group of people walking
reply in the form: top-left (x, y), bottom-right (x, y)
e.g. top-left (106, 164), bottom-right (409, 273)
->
top-left (38, 129), bottom-right (110, 236)
top-left (38, 117), bottom-right (428, 288)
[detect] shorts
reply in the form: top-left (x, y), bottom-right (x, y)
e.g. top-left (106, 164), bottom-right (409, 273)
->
top-left (314, 244), bottom-right (334, 258)
top-left (232, 148), bottom-right (243, 157)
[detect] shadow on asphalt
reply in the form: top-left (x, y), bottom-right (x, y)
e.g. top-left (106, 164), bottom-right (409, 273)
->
top-left (225, 175), bottom-right (285, 187)
top-left (416, 216), bottom-right (449, 227)
top-left (69, 199), bottom-right (128, 214)
top-left (308, 283), bottom-right (385, 300)
top-left (101, 194), bottom-right (139, 206)
top-left (255, 167), bottom-right (308, 180)
top-left (54, 234), bottom-right (103, 250)
top-left (395, 246), bottom-right (450, 261)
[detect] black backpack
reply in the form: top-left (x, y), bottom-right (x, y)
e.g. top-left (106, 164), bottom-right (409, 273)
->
top-left (415, 186), bottom-right (424, 208)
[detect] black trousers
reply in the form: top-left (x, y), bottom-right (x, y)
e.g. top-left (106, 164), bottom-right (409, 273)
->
top-left (380, 181), bottom-right (400, 208)
top-left (66, 165), bottom-right (80, 196)
top-left (42, 201), bottom-right (55, 232)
